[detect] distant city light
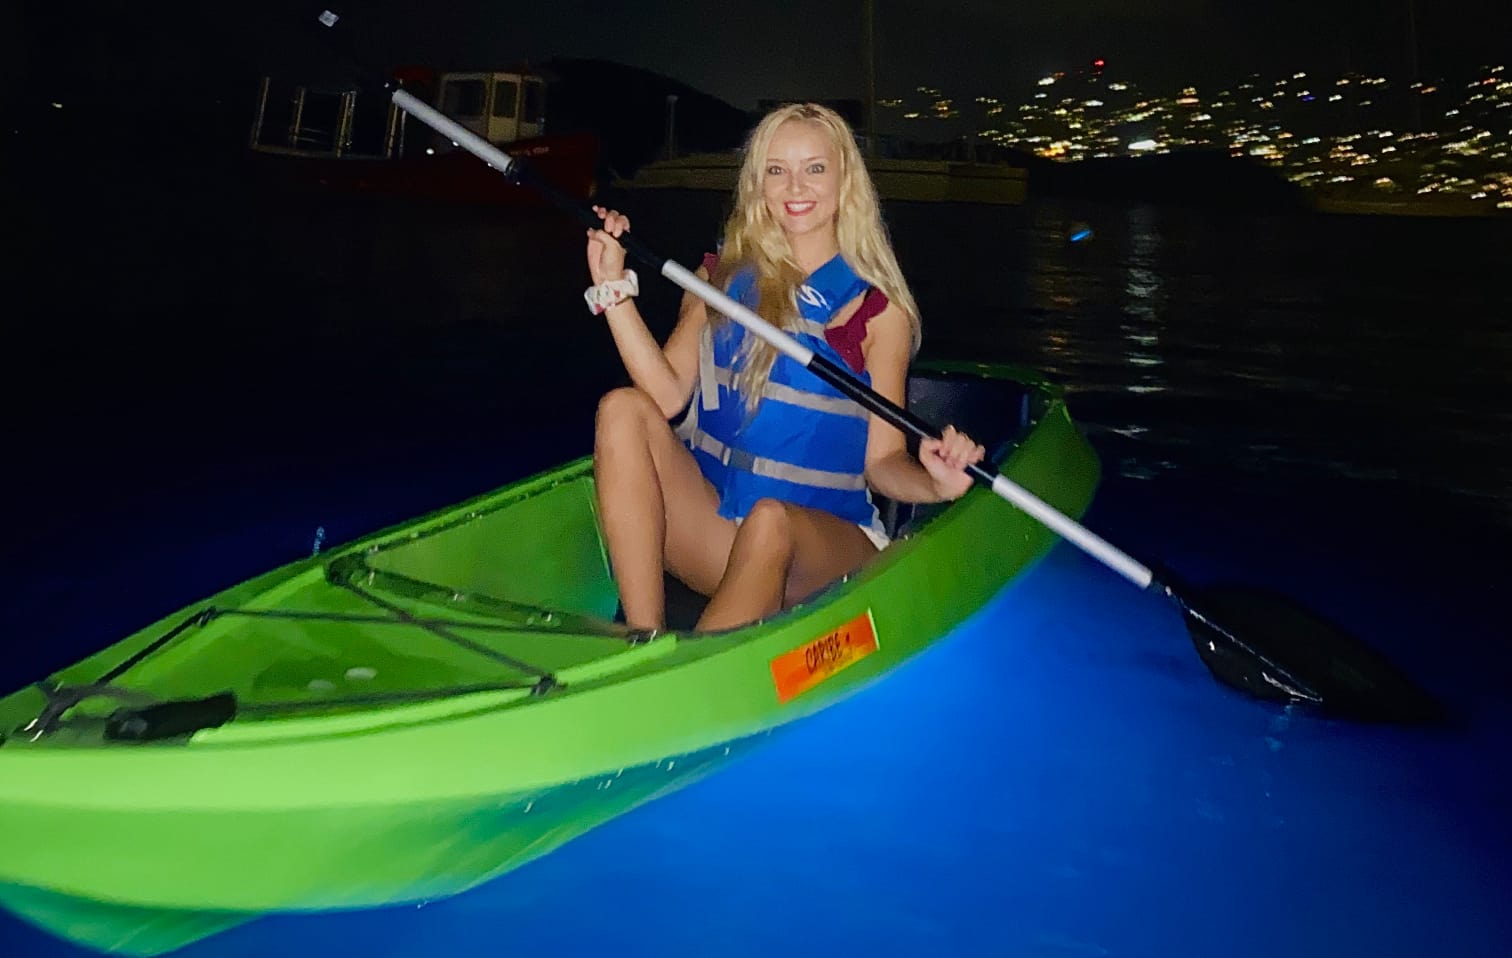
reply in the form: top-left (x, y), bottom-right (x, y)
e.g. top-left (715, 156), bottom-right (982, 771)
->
top-left (869, 61), bottom-right (1508, 204)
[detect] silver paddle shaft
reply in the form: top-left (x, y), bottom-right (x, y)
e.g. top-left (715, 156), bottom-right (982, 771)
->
top-left (387, 86), bottom-right (1156, 592)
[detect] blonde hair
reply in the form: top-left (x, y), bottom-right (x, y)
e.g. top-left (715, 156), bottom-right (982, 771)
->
top-left (710, 103), bottom-right (921, 411)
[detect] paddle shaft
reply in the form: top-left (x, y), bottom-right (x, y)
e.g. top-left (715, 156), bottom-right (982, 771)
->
top-left (377, 84), bottom-right (1157, 589)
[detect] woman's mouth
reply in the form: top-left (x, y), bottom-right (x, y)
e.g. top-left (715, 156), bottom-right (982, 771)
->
top-left (784, 201), bottom-right (817, 216)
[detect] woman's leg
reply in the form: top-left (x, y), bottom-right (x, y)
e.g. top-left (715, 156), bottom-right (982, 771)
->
top-left (696, 498), bottom-right (878, 632)
top-left (593, 387), bottom-right (736, 629)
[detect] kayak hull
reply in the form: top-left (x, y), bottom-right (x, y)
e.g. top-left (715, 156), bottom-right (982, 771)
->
top-left (0, 365), bottom-right (1100, 954)
top-left (0, 732), bottom-right (762, 956)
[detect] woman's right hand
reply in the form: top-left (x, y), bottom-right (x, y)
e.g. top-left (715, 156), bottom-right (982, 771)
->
top-left (586, 205), bottom-right (630, 286)
top-left (918, 424), bottom-right (985, 502)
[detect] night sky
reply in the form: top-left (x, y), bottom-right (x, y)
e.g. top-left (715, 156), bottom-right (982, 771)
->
top-left (363, 0), bottom-right (1511, 103)
top-left (11, 1), bottom-right (1511, 118)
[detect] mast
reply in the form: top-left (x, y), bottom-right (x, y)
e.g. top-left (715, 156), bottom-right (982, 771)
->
top-left (1406, 0), bottom-right (1422, 130)
top-left (864, 0), bottom-right (877, 157)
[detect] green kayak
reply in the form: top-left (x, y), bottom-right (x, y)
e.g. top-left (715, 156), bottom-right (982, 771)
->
top-left (0, 361), bottom-right (1100, 955)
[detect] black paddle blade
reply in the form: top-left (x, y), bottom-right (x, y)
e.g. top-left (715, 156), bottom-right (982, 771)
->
top-left (1170, 584), bottom-right (1446, 724)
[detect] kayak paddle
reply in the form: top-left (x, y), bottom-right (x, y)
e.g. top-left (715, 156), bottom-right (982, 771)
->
top-left (301, 7), bottom-right (1444, 724)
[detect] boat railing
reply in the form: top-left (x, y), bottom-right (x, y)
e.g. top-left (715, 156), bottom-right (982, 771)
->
top-left (248, 76), bottom-right (408, 161)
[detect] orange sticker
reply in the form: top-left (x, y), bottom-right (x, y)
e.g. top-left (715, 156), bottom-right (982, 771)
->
top-left (770, 609), bottom-right (879, 704)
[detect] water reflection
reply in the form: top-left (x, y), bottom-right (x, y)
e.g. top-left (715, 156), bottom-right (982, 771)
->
top-left (880, 198), bottom-right (1512, 524)
top-left (1117, 209), bottom-right (1171, 410)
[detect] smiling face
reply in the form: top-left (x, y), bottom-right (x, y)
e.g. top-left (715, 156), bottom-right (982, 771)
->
top-left (761, 118), bottom-right (841, 255)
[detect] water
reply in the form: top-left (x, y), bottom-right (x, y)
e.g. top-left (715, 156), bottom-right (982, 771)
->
top-left (6, 159), bottom-right (1512, 955)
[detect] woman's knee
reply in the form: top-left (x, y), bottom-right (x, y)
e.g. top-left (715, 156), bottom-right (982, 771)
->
top-left (595, 387), bottom-right (658, 440)
top-left (735, 498), bottom-right (796, 556)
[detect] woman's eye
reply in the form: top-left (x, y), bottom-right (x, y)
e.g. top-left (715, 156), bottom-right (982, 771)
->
top-left (766, 165), bottom-right (784, 175)
top-left (808, 163), bottom-right (826, 174)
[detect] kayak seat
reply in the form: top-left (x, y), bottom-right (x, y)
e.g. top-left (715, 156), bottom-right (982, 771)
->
top-left (610, 573), bottom-right (710, 633)
top-left (663, 572), bottom-right (711, 632)
top-left (872, 368), bottom-right (1037, 539)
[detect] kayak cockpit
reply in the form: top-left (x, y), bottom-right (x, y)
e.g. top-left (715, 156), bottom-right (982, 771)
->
top-left (2, 364), bottom-right (1061, 746)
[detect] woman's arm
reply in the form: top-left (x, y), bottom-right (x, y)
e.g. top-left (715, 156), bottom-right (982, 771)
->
top-left (601, 279), bottom-right (706, 418)
top-left (588, 207), bottom-right (705, 418)
top-left (859, 302), bottom-right (984, 504)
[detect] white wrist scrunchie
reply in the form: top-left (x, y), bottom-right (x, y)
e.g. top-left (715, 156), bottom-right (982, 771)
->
top-left (584, 270), bottom-right (640, 315)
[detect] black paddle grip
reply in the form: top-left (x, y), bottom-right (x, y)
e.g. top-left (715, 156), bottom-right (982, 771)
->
top-left (807, 355), bottom-right (1001, 489)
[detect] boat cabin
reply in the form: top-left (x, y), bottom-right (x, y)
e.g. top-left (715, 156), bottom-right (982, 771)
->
top-left (435, 71), bottom-right (547, 145)
top-left (249, 66), bottom-right (551, 160)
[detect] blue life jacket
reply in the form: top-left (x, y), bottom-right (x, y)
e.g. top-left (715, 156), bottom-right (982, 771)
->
top-left (676, 254), bottom-right (885, 536)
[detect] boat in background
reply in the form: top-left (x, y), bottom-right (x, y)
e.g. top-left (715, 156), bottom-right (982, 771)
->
top-left (247, 65), bottom-right (601, 205)
top-left (617, 0), bottom-right (1025, 206)
top-left (617, 150), bottom-right (1027, 205)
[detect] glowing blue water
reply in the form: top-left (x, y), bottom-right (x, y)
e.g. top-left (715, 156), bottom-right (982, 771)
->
top-left (8, 184), bottom-right (1512, 954)
top-left (7, 474), bottom-right (1509, 957)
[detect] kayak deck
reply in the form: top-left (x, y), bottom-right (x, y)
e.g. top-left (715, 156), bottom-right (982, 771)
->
top-left (3, 364), bottom-right (1056, 742)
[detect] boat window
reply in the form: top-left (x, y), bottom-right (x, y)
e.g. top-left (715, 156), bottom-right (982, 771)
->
top-left (442, 79), bottom-right (486, 117)
top-left (492, 79), bottom-right (519, 119)
top-left (522, 80), bottom-right (545, 123)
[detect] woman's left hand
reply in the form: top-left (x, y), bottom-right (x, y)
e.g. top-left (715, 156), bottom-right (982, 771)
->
top-left (919, 425), bottom-right (985, 501)
top-left (585, 205), bottom-right (630, 286)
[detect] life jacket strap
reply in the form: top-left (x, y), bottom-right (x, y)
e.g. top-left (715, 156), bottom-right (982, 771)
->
top-left (701, 362), bottom-right (868, 420)
top-left (684, 428), bottom-right (868, 492)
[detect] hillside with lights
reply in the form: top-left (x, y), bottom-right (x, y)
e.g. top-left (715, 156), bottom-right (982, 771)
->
top-left (878, 59), bottom-right (1511, 215)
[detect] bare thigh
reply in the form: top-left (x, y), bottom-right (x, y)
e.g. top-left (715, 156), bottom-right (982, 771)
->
top-left (634, 403), bottom-right (738, 595)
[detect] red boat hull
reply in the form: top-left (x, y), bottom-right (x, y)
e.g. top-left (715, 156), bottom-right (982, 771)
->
top-left (250, 131), bottom-right (600, 206)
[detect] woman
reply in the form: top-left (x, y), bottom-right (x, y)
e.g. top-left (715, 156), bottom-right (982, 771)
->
top-left (585, 102), bottom-right (984, 632)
